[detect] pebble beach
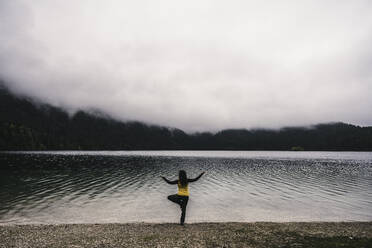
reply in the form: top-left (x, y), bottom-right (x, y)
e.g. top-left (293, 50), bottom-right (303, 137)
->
top-left (1, 222), bottom-right (371, 248)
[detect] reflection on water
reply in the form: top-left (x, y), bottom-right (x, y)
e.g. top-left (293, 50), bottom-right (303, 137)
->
top-left (0, 151), bottom-right (371, 224)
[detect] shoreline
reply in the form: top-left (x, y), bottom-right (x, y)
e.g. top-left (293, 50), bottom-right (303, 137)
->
top-left (1, 222), bottom-right (371, 247)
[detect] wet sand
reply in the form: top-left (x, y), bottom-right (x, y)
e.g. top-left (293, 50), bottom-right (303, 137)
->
top-left (1, 222), bottom-right (371, 248)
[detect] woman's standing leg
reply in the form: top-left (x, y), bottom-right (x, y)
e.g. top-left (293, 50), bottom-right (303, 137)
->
top-left (180, 196), bottom-right (189, 225)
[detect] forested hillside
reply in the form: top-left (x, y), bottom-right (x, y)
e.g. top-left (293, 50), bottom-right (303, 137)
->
top-left (1, 86), bottom-right (371, 151)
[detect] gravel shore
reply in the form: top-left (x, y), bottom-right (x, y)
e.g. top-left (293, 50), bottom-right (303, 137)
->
top-left (1, 222), bottom-right (371, 248)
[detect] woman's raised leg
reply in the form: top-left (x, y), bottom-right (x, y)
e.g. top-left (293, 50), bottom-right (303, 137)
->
top-left (167, 194), bottom-right (181, 205)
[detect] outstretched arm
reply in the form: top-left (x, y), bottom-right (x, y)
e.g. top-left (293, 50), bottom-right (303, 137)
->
top-left (161, 176), bottom-right (178, 185)
top-left (188, 172), bottom-right (205, 182)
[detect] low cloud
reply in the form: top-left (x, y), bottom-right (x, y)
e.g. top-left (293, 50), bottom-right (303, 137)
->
top-left (1, 0), bottom-right (372, 131)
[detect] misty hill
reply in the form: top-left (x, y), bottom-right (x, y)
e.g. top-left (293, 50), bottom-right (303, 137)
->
top-left (1, 86), bottom-right (372, 151)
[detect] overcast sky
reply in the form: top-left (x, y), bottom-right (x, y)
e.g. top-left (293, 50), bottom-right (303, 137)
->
top-left (1, 0), bottom-right (371, 131)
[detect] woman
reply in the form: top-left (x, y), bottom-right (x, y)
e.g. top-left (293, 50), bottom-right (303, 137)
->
top-left (162, 170), bottom-right (205, 225)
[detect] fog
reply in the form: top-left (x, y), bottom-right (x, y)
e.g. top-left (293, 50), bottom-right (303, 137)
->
top-left (1, 0), bottom-right (372, 131)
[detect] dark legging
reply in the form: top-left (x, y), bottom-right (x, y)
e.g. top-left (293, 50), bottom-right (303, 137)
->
top-left (167, 194), bottom-right (189, 225)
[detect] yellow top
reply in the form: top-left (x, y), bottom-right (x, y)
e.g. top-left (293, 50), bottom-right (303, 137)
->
top-left (177, 181), bottom-right (189, 196)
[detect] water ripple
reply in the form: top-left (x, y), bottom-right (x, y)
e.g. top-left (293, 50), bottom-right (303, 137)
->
top-left (0, 151), bottom-right (371, 224)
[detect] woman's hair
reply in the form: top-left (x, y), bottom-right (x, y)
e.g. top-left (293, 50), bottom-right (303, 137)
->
top-left (178, 170), bottom-right (188, 187)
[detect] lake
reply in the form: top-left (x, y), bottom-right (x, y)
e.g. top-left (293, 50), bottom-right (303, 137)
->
top-left (0, 151), bottom-right (371, 224)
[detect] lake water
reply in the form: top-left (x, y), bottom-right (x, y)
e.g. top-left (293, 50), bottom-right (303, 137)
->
top-left (0, 151), bottom-right (371, 224)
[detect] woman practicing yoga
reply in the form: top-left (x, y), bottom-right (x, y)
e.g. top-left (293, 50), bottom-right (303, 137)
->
top-left (162, 170), bottom-right (205, 225)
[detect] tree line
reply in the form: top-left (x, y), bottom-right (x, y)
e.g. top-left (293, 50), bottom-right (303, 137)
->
top-left (1, 87), bottom-right (372, 151)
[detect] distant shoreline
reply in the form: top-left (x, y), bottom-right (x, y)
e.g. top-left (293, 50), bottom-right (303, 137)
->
top-left (3, 149), bottom-right (372, 152)
top-left (1, 222), bottom-right (371, 248)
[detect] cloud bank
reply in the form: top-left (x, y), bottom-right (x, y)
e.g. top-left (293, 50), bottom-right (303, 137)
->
top-left (1, 0), bottom-right (372, 131)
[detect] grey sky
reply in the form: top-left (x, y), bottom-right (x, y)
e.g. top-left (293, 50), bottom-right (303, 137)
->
top-left (1, 0), bottom-right (372, 131)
